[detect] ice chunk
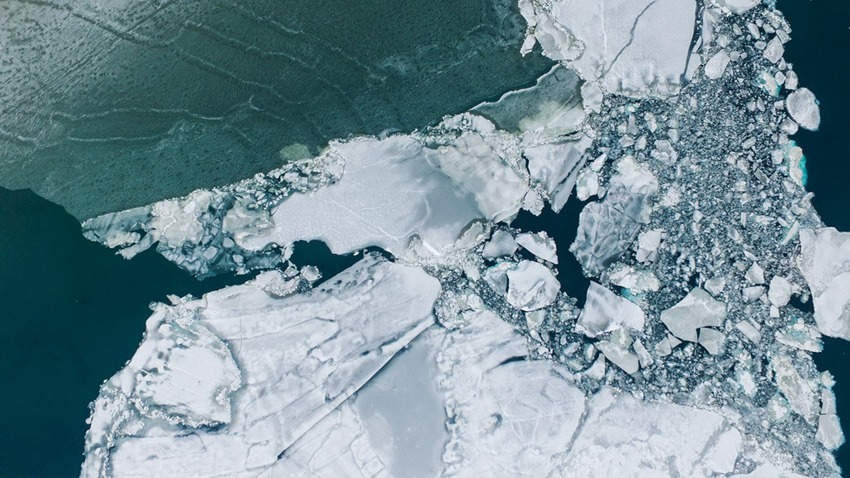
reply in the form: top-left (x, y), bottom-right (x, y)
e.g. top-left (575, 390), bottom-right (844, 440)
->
top-left (817, 414), bottom-right (844, 450)
top-left (704, 50), bottom-right (731, 80)
top-left (516, 231), bottom-right (558, 264)
top-left (768, 276), bottom-right (793, 307)
top-left (660, 288), bottom-right (727, 342)
top-left (243, 133), bottom-right (528, 257)
top-left (636, 229), bottom-right (664, 263)
top-left (698, 328), bottom-right (726, 355)
top-left (524, 137), bottom-right (591, 212)
top-left (576, 282), bottom-right (646, 338)
top-left (482, 230), bottom-right (518, 259)
top-left (746, 262), bottom-right (765, 285)
top-left (786, 88), bottom-right (821, 131)
top-left (596, 341), bottom-right (640, 374)
top-left (798, 227), bottom-right (850, 340)
top-left (763, 37), bottom-right (785, 64)
top-left (505, 260), bottom-right (561, 311)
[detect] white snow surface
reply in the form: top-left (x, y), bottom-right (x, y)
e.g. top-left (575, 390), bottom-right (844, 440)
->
top-left (82, 256), bottom-right (441, 477)
top-left (519, 0), bottom-right (698, 97)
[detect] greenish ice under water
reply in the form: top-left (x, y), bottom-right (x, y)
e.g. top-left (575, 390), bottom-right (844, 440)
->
top-left (0, 0), bottom-right (553, 220)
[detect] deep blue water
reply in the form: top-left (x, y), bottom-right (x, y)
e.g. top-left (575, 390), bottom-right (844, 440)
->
top-left (779, 0), bottom-right (850, 471)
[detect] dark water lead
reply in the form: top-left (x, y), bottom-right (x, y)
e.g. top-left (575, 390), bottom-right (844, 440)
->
top-left (0, 187), bottom-right (258, 476)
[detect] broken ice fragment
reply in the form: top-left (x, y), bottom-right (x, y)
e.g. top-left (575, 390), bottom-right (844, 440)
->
top-left (596, 341), bottom-right (640, 375)
top-left (483, 230), bottom-right (518, 259)
top-left (704, 50), bottom-right (731, 80)
top-left (817, 414), bottom-right (844, 450)
top-left (660, 288), bottom-right (726, 342)
top-left (786, 88), bottom-right (821, 131)
top-left (576, 282), bottom-right (646, 338)
top-left (505, 260), bottom-right (561, 311)
top-left (516, 231), bottom-right (558, 264)
top-left (768, 276), bottom-right (793, 307)
top-left (698, 328), bottom-right (726, 356)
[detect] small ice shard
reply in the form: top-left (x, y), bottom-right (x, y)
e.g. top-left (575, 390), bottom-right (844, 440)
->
top-left (746, 262), bottom-right (765, 285)
top-left (483, 230), bottom-right (518, 259)
top-left (736, 321), bottom-right (762, 344)
top-left (632, 339), bottom-right (653, 369)
top-left (596, 340), bottom-right (640, 375)
top-left (516, 231), bottom-right (558, 264)
top-left (660, 288), bottom-right (726, 342)
top-left (636, 229), bottom-right (664, 263)
top-left (762, 37), bottom-right (784, 64)
top-left (717, 0), bottom-right (760, 14)
top-left (768, 276), bottom-right (793, 307)
top-left (786, 88), bottom-right (821, 131)
top-left (799, 227), bottom-right (850, 340)
top-left (655, 337), bottom-right (674, 357)
top-left (698, 328), bottom-right (726, 355)
top-left (742, 286), bottom-right (765, 302)
top-left (704, 50), bottom-right (731, 80)
top-left (703, 429), bottom-right (743, 474)
top-left (505, 260), bottom-right (561, 311)
top-left (817, 414), bottom-right (845, 450)
top-left (576, 282), bottom-right (646, 338)
top-left (704, 276), bottom-right (727, 296)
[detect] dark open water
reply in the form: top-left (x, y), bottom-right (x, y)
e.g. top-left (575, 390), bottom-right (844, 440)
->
top-left (779, 0), bottom-right (850, 471)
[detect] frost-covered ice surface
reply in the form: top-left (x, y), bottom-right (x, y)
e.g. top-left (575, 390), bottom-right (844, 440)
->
top-left (82, 0), bottom-right (850, 476)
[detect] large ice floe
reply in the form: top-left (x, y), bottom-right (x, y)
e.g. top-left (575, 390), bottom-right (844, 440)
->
top-left (81, 0), bottom-right (849, 476)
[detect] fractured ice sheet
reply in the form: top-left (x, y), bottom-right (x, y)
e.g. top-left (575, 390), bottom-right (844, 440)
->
top-left (83, 256), bottom-right (440, 476)
top-left (519, 0), bottom-right (698, 97)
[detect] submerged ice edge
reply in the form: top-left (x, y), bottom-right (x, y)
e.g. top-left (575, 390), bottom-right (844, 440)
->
top-left (81, 0), bottom-right (847, 477)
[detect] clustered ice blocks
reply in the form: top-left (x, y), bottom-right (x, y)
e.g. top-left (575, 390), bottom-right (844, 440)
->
top-left (82, 0), bottom-right (849, 476)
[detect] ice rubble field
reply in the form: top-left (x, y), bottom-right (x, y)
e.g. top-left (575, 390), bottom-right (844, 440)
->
top-left (81, 0), bottom-right (848, 476)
